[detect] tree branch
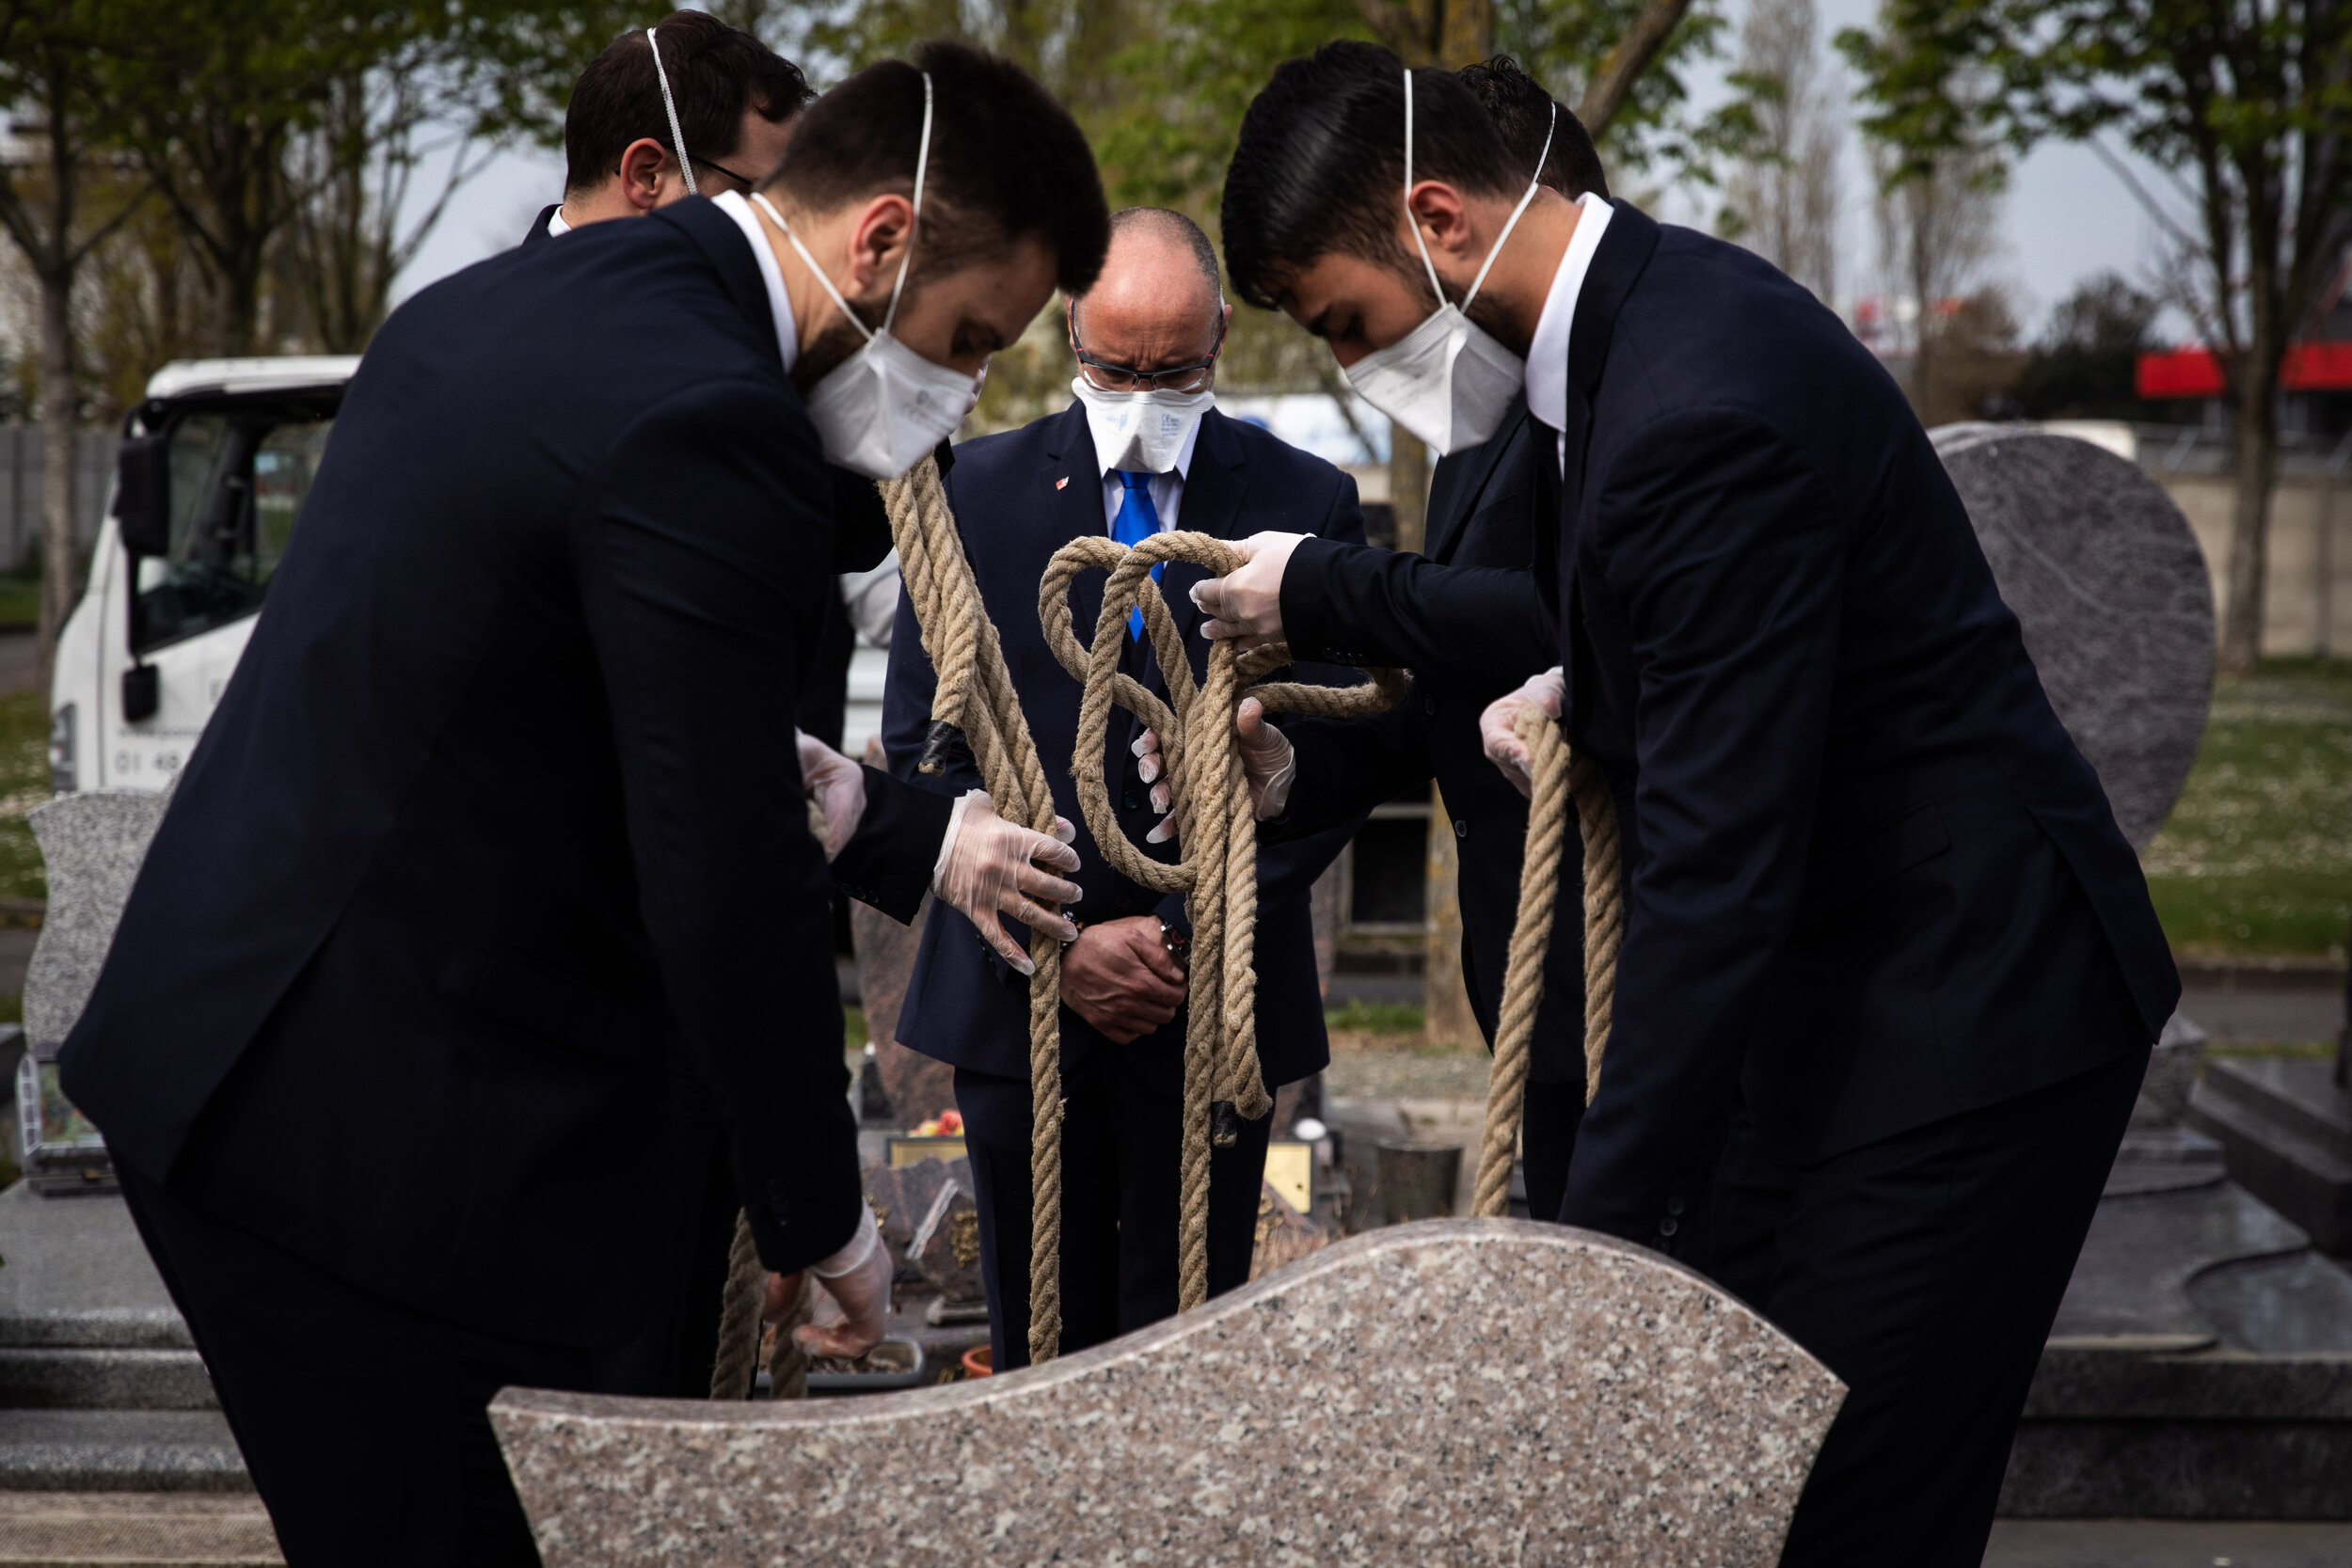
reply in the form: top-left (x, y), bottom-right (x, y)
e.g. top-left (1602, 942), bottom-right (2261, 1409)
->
top-left (1577, 0), bottom-right (1699, 137)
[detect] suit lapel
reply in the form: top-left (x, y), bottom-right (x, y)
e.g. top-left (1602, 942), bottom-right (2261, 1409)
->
top-left (1041, 403), bottom-right (1109, 651)
top-left (1426, 396), bottom-right (1526, 563)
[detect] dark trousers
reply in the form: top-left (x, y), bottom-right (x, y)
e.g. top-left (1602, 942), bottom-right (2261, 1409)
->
top-left (1520, 1077), bottom-right (1585, 1224)
top-left (955, 1050), bottom-right (1275, 1371)
top-left (120, 1164), bottom-right (593, 1567)
top-left (1703, 1045), bottom-right (2148, 1568)
top-left (589, 1097), bottom-right (740, 1398)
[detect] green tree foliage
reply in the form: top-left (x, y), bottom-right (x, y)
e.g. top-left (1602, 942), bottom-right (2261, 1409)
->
top-left (1840, 0), bottom-right (2352, 673)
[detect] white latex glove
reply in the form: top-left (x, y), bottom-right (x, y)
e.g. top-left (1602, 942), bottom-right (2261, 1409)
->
top-left (1191, 531), bottom-right (1308, 645)
top-left (796, 729), bottom-right (866, 861)
top-left (1480, 667), bottom-right (1565, 800)
top-left (787, 1205), bottom-right (891, 1359)
top-left (1130, 730), bottom-right (1177, 843)
top-left (932, 789), bottom-right (1082, 975)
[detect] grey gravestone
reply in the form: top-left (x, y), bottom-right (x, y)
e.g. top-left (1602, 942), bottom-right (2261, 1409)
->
top-left (1931, 427), bottom-right (2214, 849)
top-left (24, 792), bottom-right (168, 1048)
top-left (494, 1219), bottom-right (1846, 1566)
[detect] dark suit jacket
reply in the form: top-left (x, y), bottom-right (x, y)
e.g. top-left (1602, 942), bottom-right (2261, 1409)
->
top-left (523, 203), bottom-right (560, 246)
top-left (1269, 397), bottom-right (1583, 1081)
top-left (1546, 204), bottom-right (2178, 1250)
top-left (883, 403), bottom-right (1366, 1091)
top-left (60, 196), bottom-right (946, 1349)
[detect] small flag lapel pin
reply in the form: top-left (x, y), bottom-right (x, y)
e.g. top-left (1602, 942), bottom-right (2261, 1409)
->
top-left (1055, 476), bottom-right (1070, 490)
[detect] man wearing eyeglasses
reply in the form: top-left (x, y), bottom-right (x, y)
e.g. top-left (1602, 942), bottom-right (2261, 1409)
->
top-left (880, 207), bottom-right (1369, 1370)
top-left (526, 10), bottom-right (808, 245)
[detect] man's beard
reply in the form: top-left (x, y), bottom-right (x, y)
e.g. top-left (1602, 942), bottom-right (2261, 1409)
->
top-left (791, 313), bottom-right (872, 396)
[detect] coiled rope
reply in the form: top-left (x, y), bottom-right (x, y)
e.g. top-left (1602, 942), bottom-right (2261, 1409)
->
top-left (1471, 706), bottom-right (1625, 1217)
top-left (1039, 531), bottom-right (1403, 1309)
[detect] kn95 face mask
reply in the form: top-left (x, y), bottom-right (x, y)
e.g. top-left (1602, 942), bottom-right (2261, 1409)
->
top-left (1343, 71), bottom-right (1555, 457)
top-left (1071, 379), bottom-right (1215, 474)
top-left (752, 72), bottom-right (981, 480)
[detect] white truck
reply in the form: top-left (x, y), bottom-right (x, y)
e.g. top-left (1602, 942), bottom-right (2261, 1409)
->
top-left (50, 356), bottom-right (895, 794)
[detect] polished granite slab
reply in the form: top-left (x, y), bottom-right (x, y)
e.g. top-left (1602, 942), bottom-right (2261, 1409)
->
top-left (493, 1219), bottom-right (1846, 1567)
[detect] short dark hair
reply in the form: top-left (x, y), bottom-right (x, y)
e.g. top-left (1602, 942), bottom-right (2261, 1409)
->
top-left (563, 10), bottom-right (812, 194)
top-left (1221, 41), bottom-right (1518, 311)
top-left (1457, 56), bottom-right (1609, 200)
top-left (762, 41), bottom-right (1109, 298)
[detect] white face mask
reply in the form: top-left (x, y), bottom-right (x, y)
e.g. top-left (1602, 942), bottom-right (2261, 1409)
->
top-left (1343, 71), bottom-right (1555, 457)
top-left (752, 73), bottom-right (982, 481)
top-left (1072, 378), bottom-right (1215, 474)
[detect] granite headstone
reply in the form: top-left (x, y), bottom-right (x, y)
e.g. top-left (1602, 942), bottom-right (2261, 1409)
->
top-left (24, 792), bottom-right (168, 1048)
top-left (1931, 426), bottom-right (2215, 849)
top-left (493, 1219), bottom-right (1845, 1566)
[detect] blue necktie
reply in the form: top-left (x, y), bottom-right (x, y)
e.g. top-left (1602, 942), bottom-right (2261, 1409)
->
top-left (1112, 470), bottom-right (1163, 641)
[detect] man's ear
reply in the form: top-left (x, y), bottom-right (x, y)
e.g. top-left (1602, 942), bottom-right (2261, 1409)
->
top-left (844, 193), bottom-right (917, 298)
top-left (1405, 179), bottom-right (1477, 260)
top-left (618, 137), bottom-right (671, 213)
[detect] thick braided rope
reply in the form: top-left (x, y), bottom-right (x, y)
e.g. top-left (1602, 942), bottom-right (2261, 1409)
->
top-left (710, 1210), bottom-right (765, 1398)
top-left (1040, 531), bottom-right (1401, 1308)
top-left (1474, 707), bottom-right (1570, 1215)
top-left (1571, 756), bottom-right (1624, 1103)
top-left (881, 457), bottom-right (1072, 1366)
top-left (1471, 714), bottom-right (1627, 1218)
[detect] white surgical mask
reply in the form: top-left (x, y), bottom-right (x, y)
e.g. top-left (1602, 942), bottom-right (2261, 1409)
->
top-left (1072, 378), bottom-right (1215, 474)
top-left (1343, 72), bottom-right (1555, 457)
top-left (752, 73), bottom-right (981, 480)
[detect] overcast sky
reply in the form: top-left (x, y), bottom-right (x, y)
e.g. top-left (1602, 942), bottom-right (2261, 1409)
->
top-left (389, 0), bottom-right (2186, 345)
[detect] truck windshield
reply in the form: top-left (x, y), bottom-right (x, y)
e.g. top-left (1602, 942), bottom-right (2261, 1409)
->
top-left (135, 410), bottom-right (333, 653)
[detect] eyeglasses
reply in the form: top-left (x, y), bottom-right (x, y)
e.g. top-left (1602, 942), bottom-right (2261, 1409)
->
top-left (1069, 308), bottom-right (1226, 394)
top-left (607, 152), bottom-right (758, 194)
top-left (691, 153), bottom-right (757, 193)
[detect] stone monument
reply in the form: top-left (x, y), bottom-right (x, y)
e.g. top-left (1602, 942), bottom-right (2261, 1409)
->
top-left (1931, 425), bottom-right (2214, 849)
top-left (1930, 428), bottom-right (2352, 1517)
top-left (23, 792), bottom-right (169, 1053)
top-left (494, 1219), bottom-right (1845, 1566)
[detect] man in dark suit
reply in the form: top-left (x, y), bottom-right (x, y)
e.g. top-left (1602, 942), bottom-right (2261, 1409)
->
top-left (522, 10), bottom-right (805, 247)
top-left (1190, 55), bottom-right (1602, 1220)
top-left (62, 45), bottom-right (1106, 1565)
top-left (882, 208), bottom-right (1367, 1371)
top-left (1216, 44), bottom-right (2179, 1564)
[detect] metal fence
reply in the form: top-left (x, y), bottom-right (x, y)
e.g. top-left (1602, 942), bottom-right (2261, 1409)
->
top-left (0, 426), bottom-right (117, 573)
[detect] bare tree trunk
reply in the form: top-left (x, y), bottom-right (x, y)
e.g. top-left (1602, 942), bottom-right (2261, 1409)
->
top-left (36, 270), bottom-right (79, 705)
top-left (2220, 380), bottom-right (2280, 674)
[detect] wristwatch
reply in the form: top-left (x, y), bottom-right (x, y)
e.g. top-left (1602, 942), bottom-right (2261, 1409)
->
top-left (1158, 916), bottom-right (1192, 974)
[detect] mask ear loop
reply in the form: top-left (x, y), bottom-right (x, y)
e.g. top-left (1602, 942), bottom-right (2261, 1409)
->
top-left (1402, 69), bottom-right (1449, 308)
top-left (879, 71), bottom-right (933, 337)
top-left (1461, 101), bottom-right (1556, 312)
top-left (750, 71), bottom-right (934, 345)
top-left (645, 27), bottom-right (697, 198)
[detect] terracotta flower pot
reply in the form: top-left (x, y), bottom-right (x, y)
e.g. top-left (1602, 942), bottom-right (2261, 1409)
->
top-left (961, 1346), bottom-right (993, 1379)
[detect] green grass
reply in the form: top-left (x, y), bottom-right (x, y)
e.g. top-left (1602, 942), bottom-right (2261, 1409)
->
top-left (1324, 999), bottom-right (1427, 1037)
top-left (0, 689), bottom-right (47, 903)
top-left (843, 1005), bottom-right (868, 1051)
top-left (2142, 658), bottom-right (2352, 960)
top-left (0, 578), bottom-right (39, 629)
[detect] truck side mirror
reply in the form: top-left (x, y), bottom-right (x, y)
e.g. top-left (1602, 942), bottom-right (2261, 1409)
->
top-left (115, 430), bottom-right (172, 558)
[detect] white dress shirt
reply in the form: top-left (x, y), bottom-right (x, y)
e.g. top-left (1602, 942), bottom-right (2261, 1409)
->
top-left (712, 189), bottom-right (799, 372)
top-left (1523, 193), bottom-right (1613, 473)
top-left (1089, 407), bottom-right (1204, 535)
top-left (544, 206), bottom-right (571, 239)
